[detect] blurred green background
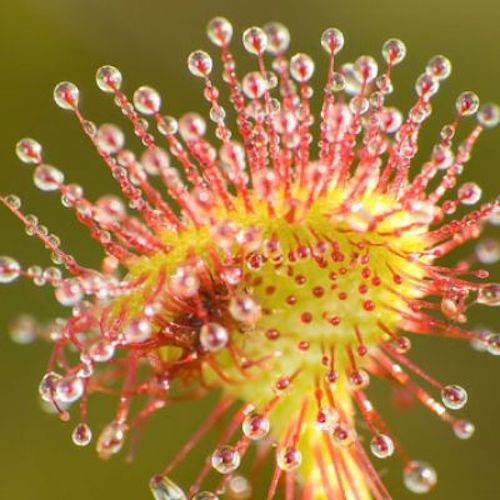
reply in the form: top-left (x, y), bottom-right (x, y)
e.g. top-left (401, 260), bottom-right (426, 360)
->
top-left (0, 0), bottom-right (498, 498)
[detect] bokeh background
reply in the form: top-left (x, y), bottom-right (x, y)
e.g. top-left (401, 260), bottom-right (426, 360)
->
top-left (0, 0), bottom-right (498, 498)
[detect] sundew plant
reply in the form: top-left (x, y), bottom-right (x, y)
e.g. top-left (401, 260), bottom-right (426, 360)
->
top-left (1, 18), bottom-right (499, 499)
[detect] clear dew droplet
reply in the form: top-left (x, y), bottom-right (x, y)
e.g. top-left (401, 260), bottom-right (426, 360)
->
top-left (16, 138), bottom-right (42, 164)
top-left (486, 333), bottom-right (500, 355)
top-left (370, 434), bottom-right (395, 459)
top-left (276, 446), bottom-right (302, 471)
top-left (0, 256), bottom-right (21, 283)
top-left (38, 371), bottom-right (62, 402)
top-left (227, 475), bottom-right (252, 499)
top-left (403, 460), bottom-right (437, 494)
top-left (188, 50), bottom-right (213, 77)
top-left (207, 17), bottom-right (233, 47)
top-left (56, 375), bottom-right (85, 404)
top-left (321, 28), bottom-right (344, 55)
top-left (96, 124), bottom-right (125, 155)
top-left (228, 294), bottom-right (262, 324)
top-left (149, 475), bottom-right (187, 500)
top-left (477, 284), bottom-right (500, 306)
top-left (53, 81), bottom-right (79, 110)
top-left (199, 322), bottom-right (229, 352)
top-left (452, 419), bottom-right (475, 440)
top-left (96, 421), bottom-right (127, 459)
top-left (242, 413), bottom-right (270, 440)
top-left (456, 91), bottom-right (480, 116)
top-left (55, 279), bottom-right (84, 306)
top-left (263, 22), bottom-right (290, 55)
top-left (133, 86), bottom-right (161, 115)
top-left (477, 103), bottom-right (500, 128)
top-left (96, 65), bottom-right (122, 92)
top-left (426, 55), bottom-right (452, 81)
top-left (441, 384), bottom-right (468, 410)
top-left (382, 38), bottom-right (406, 65)
top-left (4, 194), bottom-right (22, 210)
top-left (72, 422), bottom-right (92, 446)
top-left (354, 56), bottom-right (378, 84)
top-left (242, 27), bottom-right (268, 55)
top-left (33, 165), bottom-right (64, 191)
top-left (9, 314), bottom-right (36, 344)
top-left (458, 182), bottom-right (482, 205)
top-left (211, 445), bottom-right (241, 474)
top-left (290, 53), bottom-right (315, 82)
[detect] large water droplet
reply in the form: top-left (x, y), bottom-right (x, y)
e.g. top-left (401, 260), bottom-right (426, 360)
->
top-left (382, 38), bottom-right (406, 65)
top-left (96, 65), bottom-right (122, 92)
top-left (276, 446), bottom-right (302, 471)
top-left (263, 22), bottom-right (290, 55)
top-left (16, 138), bottom-right (42, 164)
top-left (477, 284), bottom-right (500, 306)
top-left (187, 50), bottom-right (213, 78)
top-left (56, 376), bottom-right (85, 404)
top-left (242, 27), bottom-right (267, 55)
top-left (96, 421), bottom-right (127, 459)
top-left (211, 445), bottom-right (241, 474)
top-left (370, 434), bottom-right (395, 459)
top-left (72, 422), bottom-right (92, 446)
top-left (38, 371), bottom-right (62, 402)
top-left (0, 256), bottom-right (21, 283)
top-left (206, 17), bottom-right (233, 47)
top-left (199, 322), bottom-right (229, 353)
top-left (441, 384), bottom-right (468, 410)
top-left (403, 460), bottom-right (437, 494)
top-left (452, 419), bottom-right (475, 440)
top-left (321, 28), bottom-right (344, 55)
top-left (290, 53), bottom-right (315, 82)
top-left (242, 413), bottom-right (270, 440)
top-left (149, 475), bottom-right (187, 500)
top-left (133, 86), bottom-right (161, 115)
top-left (33, 165), bottom-right (64, 191)
top-left (54, 81), bottom-right (79, 110)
